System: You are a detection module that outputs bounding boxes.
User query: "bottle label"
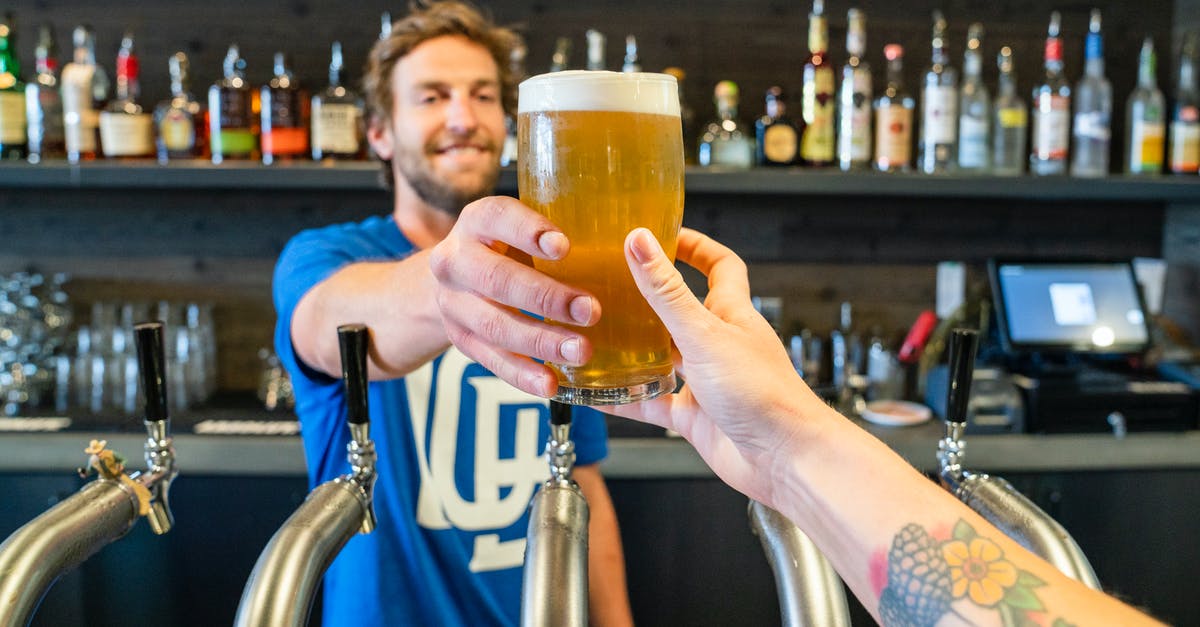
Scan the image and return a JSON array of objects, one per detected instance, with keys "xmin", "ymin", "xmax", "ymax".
[
  {"xmin": 160, "ymin": 109, "xmax": 196, "ymax": 152},
  {"xmin": 838, "ymin": 68, "xmax": 872, "ymax": 163},
  {"xmin": 801, "ymin": 66, "xmax": 835, "ymax": 162},
  {"xmin": 921, "ymin": 85, "xmax": 957, "ymax": 144},
  {"xmin": 1073, "ymin": 110, "xmax": 1111, "ymax": 141},
  {"xmin": 1170, "ymin": 118, "xmax": 1200, "ymax": 172},
  {"xmin": 1130, "ymin": 119, "xmax": 1166, "ymax": 172},
  {"xmin": 98, "ymin": 111, "xmax": 155, "ymax": 156},
  {"xmin": 957, "ymin": 114, "xmax": 988, "ymax": 168},
  {"xmin": 263, "ymin": 126, "xmax": 309, "ymax": 156},
  {"xmin": 997, "ymin": 106, "xmax": 1027, "ymax": 129},
  {"xmin": 61, "ymin": 64, "xmax": 98, "ymax": 154},
  {"xmin": 215, "ymin": 129, "xmax": 257, "ymax": 156},
  {"xmin": 312, "ymin": 103, "xmax": 362, "ymax": 154},
  {"xmin": 1033, "ymin": 94, "xmax": 1069, "ymax": 160},
  {"xmin": 874, "ymin": 105, "xmax": 912, "ymax": 168},
  {"xmin": 762, "ymin": 123, "xmax": 798, "ymax": 163},
  {"xmin": 0, "ymin": 92, "xmax": 26, "ymax": 144},
  {"xmin": 711, "ymin": 136, "xmax": 753, "ymax": 168}
]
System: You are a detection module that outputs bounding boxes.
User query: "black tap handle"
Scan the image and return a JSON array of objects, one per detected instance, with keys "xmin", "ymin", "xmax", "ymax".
[
  {"xmin": 945, "ymin": 328, "xmax": 980, "ymax": 427},
  {"xmin": 338, "ymin": 324, "xmax": 370, "ymax": 425},
  {"xmin": 549, "ymin": 400, "xmax": 572, "ymax": 426},
  {"xmin": 134, "ymin": 321, "xmax": 169, "ymax": 423}
]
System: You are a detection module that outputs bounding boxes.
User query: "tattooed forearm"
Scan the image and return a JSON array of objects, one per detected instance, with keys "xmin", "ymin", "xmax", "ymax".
[{"xmin": 877, "ymin": 519, "xmax": 1075, "ymax": 627}]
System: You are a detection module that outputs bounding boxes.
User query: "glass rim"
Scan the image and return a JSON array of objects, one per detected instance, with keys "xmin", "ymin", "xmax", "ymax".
[{"xmin": 517, "ymin": 70, "xmax": 680, "ymax": 116}]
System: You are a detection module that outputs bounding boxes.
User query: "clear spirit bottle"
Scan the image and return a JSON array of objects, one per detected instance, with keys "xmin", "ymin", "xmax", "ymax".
[
  {"xmin": 311, "ymin": 42, "xmax": 363, "ymax": 162},
  {"xmin": 61, "ymin": 25, "xmax": 109, "ymax": 163},
  {"xmin": 756, "ymin": 86, "xmax": 800, "ymax": 166},
  {"xmin": 801, "ymin": 0, "xmax": 835, "ymax": 167},
  {"xmin": 919, "ymin": 11, "xmax": 957, "ymax": 174},
  {"xmin": 1030, "ymin": 12, "xmax": 1070, "ymax": 175},
  {"xmin": 698, "ymin": 80, "xmax": 753, "ymax": 168},
  {"xmin": 154, "ymin": 52, "xmax": 204, "ymax": 162},
  {"xmin": 992, "ymin": 46, "xmax": 1027, "ymax": 175},
  {"xmin": 957, "ymin": 22, "xmax": 990, "ymax": 173},
  {"xmin": 99, "ymin": 33, "xmax": 154, "ymax": 159},
  {"xmin": 873, "ymin": 44, "xmax": 914, "ymax": 172},
  {"xmin": 25, "ymin": 23, "xmax": 64, "ymax": 163},
  {"xmin": 1070, "ymin": 9, "xmax": 1112, "ymax": 178},
  {"xmin": 586, "ymin": 29, "xmax": 605, "ymax": 71},
  {"xmin": 0, "ymin": 14, "xmax": 27, "ymax": 160},
  {"xmin": 261, "ymin": 52, "xmax": 308, "ymax": 165},
  {"xmin": 208, "ymin": 44, "xmax": 256, "ymax": 163},
  {"xmin": 622, "ymin": 35, "xmax": 640, "ymax": 73},
  {"xmin": 837, "ymin": 8, "xmax": 871, "ymax": 171},
  {"xmin": 1169, "ymin": 35, "xmax": 1199, "ymax": 174},
  {"xmin": 1125, "ymin": 37, "xmax": 1166, "ymax": 174}
]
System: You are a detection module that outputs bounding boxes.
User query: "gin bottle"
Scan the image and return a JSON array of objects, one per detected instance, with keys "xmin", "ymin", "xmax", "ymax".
[
  {"xmin": 1125, "ymin": 37, "xmax": 1166, "ymax": 174},
  {"xmin": 992, "ymin": 47, "xmax": 1027, "ymax": 175},
  {"xmin": 1030, "ymin": 12, "xmax": 1070, "ymax": 175},
  {"xmin": 1070, "ymin": 9, "xmax": 1112, "ymax": 178},
  {"xmin": 957, "ymin": 23, "xmax": 990, "ymax": 172},
  {"xmin": 919, "ymin": 11, "xmax": 957, "ymax": 174}
]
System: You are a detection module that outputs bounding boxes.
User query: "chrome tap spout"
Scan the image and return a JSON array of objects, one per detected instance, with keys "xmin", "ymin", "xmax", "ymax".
[
  {"xmin": 520, "ymin": 482, "xmax": 589, "ymax": 627},
  {"xmin": 749, "ymin": 501, "xmax": 851, "ymax": 627}
]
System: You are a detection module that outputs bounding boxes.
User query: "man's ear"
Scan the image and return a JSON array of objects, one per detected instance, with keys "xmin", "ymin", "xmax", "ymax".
[{"xmin": 367, "ymin": 116, "xmax": 395, "ymax": 160}]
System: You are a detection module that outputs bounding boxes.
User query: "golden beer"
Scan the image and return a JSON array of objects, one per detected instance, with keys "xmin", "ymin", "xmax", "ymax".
[{"xmin": 517, "ymin": 71, "xmax": 684, "ymax": 404}]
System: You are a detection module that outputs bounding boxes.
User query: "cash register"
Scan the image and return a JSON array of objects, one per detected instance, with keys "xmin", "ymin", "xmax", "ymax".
[{"xmin": 988, "ymin": 259, "xmax": 1198, "ymax": 433}]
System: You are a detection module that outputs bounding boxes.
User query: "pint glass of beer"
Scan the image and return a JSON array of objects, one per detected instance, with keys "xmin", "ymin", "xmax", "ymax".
[{"xmin": 518, "ymin": 71, "xmax": 684, "ymax": 405}]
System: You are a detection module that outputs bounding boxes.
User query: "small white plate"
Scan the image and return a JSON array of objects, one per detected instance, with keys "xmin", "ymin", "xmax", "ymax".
[{"xmin": 861, "ymin": 400, "xmax": 933, "ymax": 427}]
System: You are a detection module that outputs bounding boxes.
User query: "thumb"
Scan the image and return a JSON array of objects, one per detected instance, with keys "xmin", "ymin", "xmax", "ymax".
[{"xmin": 625, "ymin": 228, "xmax": 712, "ymax": 345}]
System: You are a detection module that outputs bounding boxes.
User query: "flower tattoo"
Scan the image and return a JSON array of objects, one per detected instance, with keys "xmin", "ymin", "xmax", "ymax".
[{"xmin": 943, "ymin": 536, "xmax": 1019, "ymax": 605}]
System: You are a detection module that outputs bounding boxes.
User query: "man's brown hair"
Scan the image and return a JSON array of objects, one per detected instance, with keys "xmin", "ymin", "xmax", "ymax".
[{"xmin": 363, "ymin": 1, "xmax": 523, "ymax": 187}]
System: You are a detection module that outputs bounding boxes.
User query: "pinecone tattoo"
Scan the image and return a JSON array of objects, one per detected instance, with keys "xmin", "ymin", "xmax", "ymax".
[{"xmin": 878, "ymin": 524, "xmax": 952, "ymax": 627}]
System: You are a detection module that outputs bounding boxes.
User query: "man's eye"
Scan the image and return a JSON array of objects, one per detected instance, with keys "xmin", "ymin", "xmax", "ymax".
[
  {"xmin": 476, "ymin": 92, "xmax": 498, "ymax": 103},
  {"xmin": 418, "ymin": 93, "xmax": 440, "ymax": 105}
]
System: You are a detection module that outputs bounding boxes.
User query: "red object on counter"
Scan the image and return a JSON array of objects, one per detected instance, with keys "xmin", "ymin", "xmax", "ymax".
[{"xmin": 898, "ymin": 310, "xmax": 938, "ymax": 364}]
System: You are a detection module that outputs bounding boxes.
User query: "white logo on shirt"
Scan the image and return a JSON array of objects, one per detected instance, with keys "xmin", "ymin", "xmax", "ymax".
[{"xmin": 406, "ymin": 348, "xmax": 549, "ymax": 572}]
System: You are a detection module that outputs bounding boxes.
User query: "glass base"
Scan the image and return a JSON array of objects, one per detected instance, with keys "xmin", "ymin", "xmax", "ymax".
[{"xmin": 551, "ymin": 372, "xmax": 675, "ymax": 406}]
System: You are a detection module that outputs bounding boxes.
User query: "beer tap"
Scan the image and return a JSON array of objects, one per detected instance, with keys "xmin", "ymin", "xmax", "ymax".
[
  {"xmin": 936, "ymin": 329, "xmax": 1101, "ymax": 589},
  {"xmin": 235, "ymin": 324, "xmax": 378, "ymax": 627},
  {"xmin": 749, "ymin": 502, "xmax": 851, "ymax": 627},
  {"xmin": 0, "ymin": 321, "xmax": 178, "ymax": 626},
  {"xmin": 520, "ymin": 400, "xmax": 589, "ymax": 627}
]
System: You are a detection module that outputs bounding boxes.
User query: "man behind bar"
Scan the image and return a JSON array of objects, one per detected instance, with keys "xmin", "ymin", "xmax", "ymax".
[{"xmin": 271, "ymin": 2, "xmax": 632, "ymax": 625}]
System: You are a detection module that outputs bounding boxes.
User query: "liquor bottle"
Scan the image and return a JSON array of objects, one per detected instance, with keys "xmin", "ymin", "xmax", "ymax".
[
  {"xmin": 919, "ymin": 10, "xmax": 957, "ymax": 174},
  {"xmin": 957, "ymin": 23, "xmax": 990, "ymax": 173},
  {"xmin": 208, "ymin": 45, "xmax": 255, "ymax": 164},
  {"xmin": 25, "ymin": 23, "xmax": 65, "ymax": 163},
  {"xmin": 261, "ymin": 53, "xmax": 308, "ymax": 165},
  {"xmin": 586, "ymin": 29, "xmax": 605, "ymax": 71},
  {"xmin": 1169, "ymin": 35, "xmax": 1200, "ymax": 174},
  {"xmin": 499, "ymin": 42, "xmax": 525, "ymax": 167},
  {"xmin": 0, "ymin": 14, "xmax": 27, "ymax": 160},
  {"xmin": 663, "ymin": 66, "xmax": 696, "ymax": 163},
  {"xmin": 755, "ymin": 86, "xmax": 800, "ymax": 166},
  {"xmin": 800, "ymin": 0, "xmax": 835, "ymax": 166},
  {"xmin": 1070, "ymin": 10, "xmax": 1112, "ymax": 178},
  {"xmin": 154, "ymin": 52, "xmax": 204, "ymax": 162},
  {"xmin": 622, "ymin": 35, "xmax": 640, "ymax": 73},
  {"xmin": 698, "ymin": 80, "xmax": 753, "ymax": 168},
  {"xmin": 830, "ymin": 301, "xmax": 864, "ymax": 395},
  {"xmin": 380, "ymin": 11, "xmax": 392, "ymax": 40},
  {"xmin": 992, "ymin": 46, "xmax": 1027, "ymax": 175},
  {"xmin": 837, "ymin": 8, "xmax": 871, "ymax": 171},
  {"xmin": 1125, "ymin": 37, "xmax": 1166, "ymax": 175},
  {"xmin": 311, "ymin": 42, "xmax": 363, "ymax": 162},
  {"xmin": 549, "ymin": 37, "xmax": 571, "ymax": 72},
  {"xmin": 99, "ymin": 33, "xmax": 154, "ymax": 160},
  {"xmin": 873, "ymin": 44, "xmax": 914, "ymax": 172},
  {"xmin": 61, "ymin": 25, "xmax": 108, "ymax": 163},
  {"xmin": 1030, "ymin": 12, "xmax": 1071, "ymax": 176}
]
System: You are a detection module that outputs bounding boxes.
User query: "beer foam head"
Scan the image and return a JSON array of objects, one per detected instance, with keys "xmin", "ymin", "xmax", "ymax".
[{"xmin": 519, "ymin": 70, "xmax": 680, "ymax": 117}]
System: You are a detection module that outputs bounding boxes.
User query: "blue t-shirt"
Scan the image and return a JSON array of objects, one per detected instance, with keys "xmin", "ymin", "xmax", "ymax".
[{"xmin": 273, "ymin": 215, "xmax": 609, "ymax": 627}]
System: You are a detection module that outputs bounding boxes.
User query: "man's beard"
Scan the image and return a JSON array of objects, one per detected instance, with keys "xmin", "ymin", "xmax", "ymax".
[{"xmin": 395, "ymin": 136, "xmax": 500, "ymax": 217}]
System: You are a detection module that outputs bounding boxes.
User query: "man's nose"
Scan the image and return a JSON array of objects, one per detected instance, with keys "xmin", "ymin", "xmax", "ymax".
[{"xmin": 444, "ymin": 94, "xmax": 480, "ymax": 134}]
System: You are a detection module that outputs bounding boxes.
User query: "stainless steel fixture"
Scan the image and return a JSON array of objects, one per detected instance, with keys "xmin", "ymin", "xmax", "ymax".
[{"xmin": 749, "ymin": 501, "xmax": 852, "ymax": 627}]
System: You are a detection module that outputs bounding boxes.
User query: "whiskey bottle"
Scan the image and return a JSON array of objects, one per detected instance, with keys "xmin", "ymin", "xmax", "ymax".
[
  {"xmin": 261, "ymin": 52, "xmax": 308, "ymax": 165},
  {"xmin": 698, "ymin": 80, "xmax": 753, "ymax": 168},
  {"xmin": 1169, "ymin": 35, "xmax": 1199, "ymax": 174},
  {"xmin": 1030, "ymin": 12, "xmax": 1071, "ymax": 176},
  {"xmin": 208, "ymin": 45, "xmax": 256, "ymax": 163},
  {"xmin": 800, "ymin": 0, "xmax": 835, "ymax": 166},
  {"xmin": 311, "ymin": 42, "xmax": 363, "ymax": 161},
  {"xmin": 1125, "ymin": 37, "xmax": 1166, "ymax": 174},
  {"xmin": 25, "ymin": 23, "xmax": 65, "ymax": 163},
  {"xmin": 756, "ymin": 86, "xmax": 800, "ymax": 166},
  {"xmin": 0, "ymin": 14, "xmax": 27, "ymax": 160},
  {"xmin": 873, "ymin": 44, "xmax": 914, "ymax": 172},
  {"xmin": 919, "ymin": 10, "xmax": 957, "ymax": 174},
  {"xmin": 99, "ymin": 32, "xmax": 154, "ymax": 160},
  {"xmin": 154, "ymin": 52, "xmax": 204, "ymax": 162},
  {"xmin": 1070, "ymin": 10, "xmax": 1112, "ymax": 178},
  {"xmin": 837, "ymin": 8, "xmax": 871, "ymax": 171},
  {"xmin": 61, "ymin": 24, "xmax": 108, "ymax": 163},
  {"xmin": 992, "ymin": 47, "xmax": 1027, "ymax": 175},
  {"xmin": 956, "ymin": 23, "xmax": 990, "ymax": 173}
]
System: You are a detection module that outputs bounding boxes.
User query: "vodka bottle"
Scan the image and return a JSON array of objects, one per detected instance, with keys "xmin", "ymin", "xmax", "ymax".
[
  {"xmin": 957, "ymin": 23, "xmax": 990, "ymax": 172},
  {"xmin": 837, "ymin": 8, "xmax": 871, "ymax": 170},
  {"xmin": 919, "ymin": 11, "xmax": 957, "ymax": 174},
  {"xmin": 1070, "ymin": 9, "xmax": 1112, "ymax": 177},
  {"xmin": 1030, "ymin": 12, "xmax": 1070, "ymax": 175},
  {"xmin": 992, "ymin": 47, "xmax": 1026, "ymax": 175},
  {"xmin": 1125, "ymin": 37, "xmax": 1166, "ymax": 174}
]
